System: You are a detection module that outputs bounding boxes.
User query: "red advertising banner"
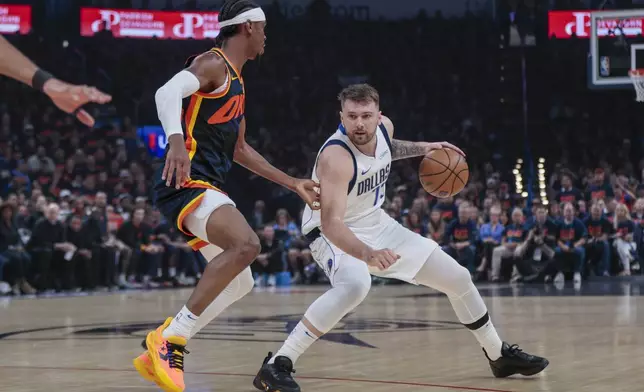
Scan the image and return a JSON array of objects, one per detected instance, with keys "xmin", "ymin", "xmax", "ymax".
[
  {"xmin": 80, "ymin": 8, "xmax": 220, "ymax": 40},
  {"xmin": 0, "ymin": 5, "xmax": 31, "ymax": 35},
  {"xmin": 548, "ymin": 10, "xmax": 644, "ymax": 39}
]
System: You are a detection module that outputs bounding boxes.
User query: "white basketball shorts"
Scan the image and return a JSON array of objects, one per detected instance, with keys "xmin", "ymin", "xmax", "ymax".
[
  {"xmin": 308, "ymin": 209, "xmax": 439, "ymax": 284},
  {"xmin": 183, "ymin": 189, "xmax": 235, "ymax": 262}
]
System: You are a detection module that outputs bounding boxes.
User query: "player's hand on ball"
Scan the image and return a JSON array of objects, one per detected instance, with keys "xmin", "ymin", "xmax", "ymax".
[
  {"xmin": 162, "ymin": 134, "xmax": 191, "ymax": 189},
  {"xmin": 365, "ymin": 248, "xmax": 400, "ymax": 270},
  {"xmin": 294, "ymin": 178, "xmax": 321, "ymax": 210},
  {"xmin": 425, "ymin": 141, "xmax": 466, "ymax": 157}
]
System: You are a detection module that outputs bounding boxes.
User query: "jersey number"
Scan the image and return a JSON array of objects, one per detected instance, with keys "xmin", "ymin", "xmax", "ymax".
[{"xmin": 373, "ymin": 184, "xmax": 385, "ymax": 206}]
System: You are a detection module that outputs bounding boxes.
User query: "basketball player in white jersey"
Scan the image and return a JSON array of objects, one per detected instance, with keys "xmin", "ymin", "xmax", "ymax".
[{"xmin": 253, "ymin": 84, "xmax": 548, "ymax": 392}]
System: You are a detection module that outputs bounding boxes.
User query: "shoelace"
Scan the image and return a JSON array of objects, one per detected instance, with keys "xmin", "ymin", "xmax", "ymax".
[
  {"xmin": 166, "ymin": 342, "xmax": 190, "ymax": 371},
  {"xmin": 506, "ymin": 344, "xmax": 531, "ymax": 359}
]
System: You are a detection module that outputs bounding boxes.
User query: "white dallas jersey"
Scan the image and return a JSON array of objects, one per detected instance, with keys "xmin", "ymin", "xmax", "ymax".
[{"xmin": 302, "ymin": 123, "xmax": 392, "ymax": 237}]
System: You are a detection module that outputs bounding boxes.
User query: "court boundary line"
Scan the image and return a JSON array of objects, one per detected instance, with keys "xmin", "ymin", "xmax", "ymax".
[{"xmin": 0, "ymin": 365, "xmax": 517, "ymax": 392}]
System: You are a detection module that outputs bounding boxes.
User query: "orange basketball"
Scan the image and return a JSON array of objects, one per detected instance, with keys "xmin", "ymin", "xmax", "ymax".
[{"xmin": 419, "ymin": 148, "xmax": 469, "ymax": 198}]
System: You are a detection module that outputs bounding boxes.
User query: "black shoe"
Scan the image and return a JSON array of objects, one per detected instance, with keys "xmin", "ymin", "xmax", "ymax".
[
  {"xmin": 484, "ymin": 342, "xmax": 549, "ymax": 378},
  {"xmin": 253, "ymin": 352, "xmax": 300, "ymax": 392}
]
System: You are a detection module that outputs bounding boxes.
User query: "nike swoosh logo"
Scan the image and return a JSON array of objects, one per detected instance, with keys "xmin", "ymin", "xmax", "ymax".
[
  {"xmin": 361, "ymin": 167, "xmax": 371, "ymax": 175},
  {"xmin": 187, "ymin": 314, "xmax": 197, "ymax": 320}
]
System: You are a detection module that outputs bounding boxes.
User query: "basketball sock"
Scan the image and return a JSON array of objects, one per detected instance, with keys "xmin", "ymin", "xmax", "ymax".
[
  {"xmin": 190, "ymin": 267, "xmax": 254, "ymax": 338},
  {"xmin": 414, "ymin": 248, "xmax": 503, "ymax": 360},
  {"xmin": 467, "ymin": 315, "xmax": 503, "ymax": 361},
  {"xmin": 162, "ymin": 305, "xmax": 198, "ymax": 340},
  {"xmin": 269, "ymin": 321, "xmax": 318, "ymax": 365}
]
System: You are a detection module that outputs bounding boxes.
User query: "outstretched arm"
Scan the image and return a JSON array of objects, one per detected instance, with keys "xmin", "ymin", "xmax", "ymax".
[
  {"xmin": 380, "ymin": 116, "xmax": 465, "ymax": 161},
  {"xmin": 0, "ymin": 35, "xmax": 38, "ymax": 86},
  {"xmin": 0, "ymin": 36, "xmax": 111, "ymax": 126},
  {"xmin": 317, "ymin": 146, "xmax": 399, "ymax": 269},
  {"xmin": 234, "ymin": 118, "xmax": 320, "ymax": 209}
]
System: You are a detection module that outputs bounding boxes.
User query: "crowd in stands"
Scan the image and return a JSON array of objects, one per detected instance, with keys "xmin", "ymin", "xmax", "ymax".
[{"xmin": 0, "ymin": 0, "xmax": 642, "ymax": 296}]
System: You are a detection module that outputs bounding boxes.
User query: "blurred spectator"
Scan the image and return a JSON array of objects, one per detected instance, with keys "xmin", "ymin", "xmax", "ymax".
[
  {"xmin": 551, "ymin": 203, "xmax": 587, "ymax": 286},
  {"xmin": 522, "ymin": 204, "xmax": 557, "ymax": 280},
  {"xmin": 444, "ymin": 204, "xmax": 476, "ymax": 272},
  {"xmin": 426, "ymin": 209, "xmax": 446, "ymax": 245},
  {"xmin": 65, "ymin": 215, "xmax": 96, "ymax": 290},
  {"xmin": 0, "ymin": 202, "xmax": 35, "ymax": 295},
  {"xmin": 476, "ymin": 205, "xmax": 504, "ymax": 280},
  {"xmin": 613, "ymin": 203, "xmax": 637, "ymax": 276},
  {"xmin": 253, "ymin": 225, "xmax": 285, "ymax": 287},
  {"xmin": 116, "ymin": 207, "xmax": 163, "ymax": 288},
  {"xmin": 584, "ymin": 203, "xmax": 612, "ymax": 277},
  {"xmin": 490, "ymin": 208, "xmax": 528, "ymax": 282},
  {"xmin": 555, "ymin": 172, "xmax": 583, "ymax": 204},
  {"xmin": 27, "ymin": 203, "xmax": 76, "ymax": 292}
]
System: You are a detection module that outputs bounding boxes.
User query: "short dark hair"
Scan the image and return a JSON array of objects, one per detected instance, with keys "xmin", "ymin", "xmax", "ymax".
[
  {"xmin": 214, "ymin": 0, "xmax": 260, "ymax": 47},
  {"xmin": 338, "ymin": 84, "xmax": 380, "ymax": 108}
]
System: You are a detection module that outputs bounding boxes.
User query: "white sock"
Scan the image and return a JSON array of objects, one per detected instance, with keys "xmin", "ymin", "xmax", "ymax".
[
  {"xmin": 472, "ymin": 318, "xmax": 503, "ymax": 360},
  {"xmin": 162, "ymin": 305, "xmax": 198, "ymax": 339},
  {"xmin": 269, "ymin": 321, "xmax": 318, "ymax": 365},
  {"xmin": 169, "ymin": 267, "xmax": 176, "ymax": 277},
  {"xmin": 190, "ymin": 269, "xmax": 254, "ymax": 338},
  {"xmin": 157, "ymin": 267, "xmax": 163, "ymax": 277}
]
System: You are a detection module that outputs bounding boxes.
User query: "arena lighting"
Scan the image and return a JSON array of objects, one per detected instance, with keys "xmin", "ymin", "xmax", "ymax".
[
  {"xmin": 539, "ymin": 157, "xmax": 549, "ymax": 205},
  {"xmin": 517, "ymin": 159, "xmax": 523, "ymax": 164},
  {"xmin": 521, "ymin": 192, "xmax": 528, "ymax": 198},
  {"xmin": 512, "ymin": 169, "xmax": 519, "ymax": 175}
]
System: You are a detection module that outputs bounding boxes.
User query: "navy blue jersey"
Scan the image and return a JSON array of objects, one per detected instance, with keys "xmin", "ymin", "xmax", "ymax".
[
  {"xmin": 154, "ymin": 48, "xmax": 245, "ymax": 250},
  {"xmin": 178, "ymin": 47, "xmax": 245, "ymax": 189}
]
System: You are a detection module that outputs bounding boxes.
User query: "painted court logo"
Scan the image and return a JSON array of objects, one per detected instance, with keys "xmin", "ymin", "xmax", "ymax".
[{"xmin": 0, "ymin": 314, "xmax": 461, "ymax": 348}]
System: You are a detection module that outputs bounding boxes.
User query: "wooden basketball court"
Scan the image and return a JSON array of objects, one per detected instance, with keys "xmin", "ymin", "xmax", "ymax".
[{"xmin": 1, "ymin": 281, "xmax": 643, "ymax": 392}]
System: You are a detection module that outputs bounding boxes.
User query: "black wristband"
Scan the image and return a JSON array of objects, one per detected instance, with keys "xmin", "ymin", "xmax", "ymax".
[{"xmin": 32, "ymin": 69, "xmax": 54, "ymax": 92}]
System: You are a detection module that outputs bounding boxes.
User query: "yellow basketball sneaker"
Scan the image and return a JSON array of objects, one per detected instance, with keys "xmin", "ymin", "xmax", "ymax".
[
  {"xmin": 146, "ymin": 317, "xmax": 190, "ymax": 392},
  {"xmin": 133, "ymin": 351, "xmax": 160, "ymax": 386}
]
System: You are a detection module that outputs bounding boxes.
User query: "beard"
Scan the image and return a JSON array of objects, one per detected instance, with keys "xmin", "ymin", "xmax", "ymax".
[{"xmin": 347, "ymin": 129, "xmax": 377, "ymax": 146}]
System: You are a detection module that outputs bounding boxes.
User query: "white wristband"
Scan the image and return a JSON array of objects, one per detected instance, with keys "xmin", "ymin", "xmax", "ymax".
[{"xmin": 155, "ymin": 70, "xmax": 201, "ymax": 138}]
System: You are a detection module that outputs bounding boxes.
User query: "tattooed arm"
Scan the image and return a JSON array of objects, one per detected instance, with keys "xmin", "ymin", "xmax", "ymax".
[{"xmin": 380, "ymin": 116, "xmax": 465, "ymax": 161}]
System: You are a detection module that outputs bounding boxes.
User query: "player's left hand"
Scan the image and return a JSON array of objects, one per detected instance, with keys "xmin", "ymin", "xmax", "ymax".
[
  {"xmin": 294, "ymin": 179, "xmax": 321, "ymax": 210},
  {"xmin": 424, "ymin": 141, "xmax": 466, "ymax": 157},
  {"xmin": 43, "ymin": 79, "xmax": 112, "ymax": 127}
]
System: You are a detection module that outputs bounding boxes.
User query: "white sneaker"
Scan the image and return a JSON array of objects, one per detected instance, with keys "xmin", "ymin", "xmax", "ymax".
[
  {"xmin": 573, "ymin": 272, "xmax": 582, "ymax": 285},
  {"xmin": 553, "ymin": 272, "xmax": 565, "ymax": 285},
  {"xmin": 267, "ymin": 274, "xmax": 277, "ymax": 287},
  {"xmin": 0, "ymin": 281, "xmax": 11, "ymax": 295}
]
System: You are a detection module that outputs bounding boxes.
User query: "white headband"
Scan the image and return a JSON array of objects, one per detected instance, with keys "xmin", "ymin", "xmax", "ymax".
[{"xmin": 218, "ymin": 7, "xmax": 266, "ymax": 28}]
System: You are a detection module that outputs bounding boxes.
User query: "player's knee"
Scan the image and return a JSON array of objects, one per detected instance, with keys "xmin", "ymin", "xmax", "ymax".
[
  {"xmin": 341, "ymin": 274, "xmax": 372, "ymax": 303},
  {"xmin": 450, "ymin": 264, "xmax": 474, "ymax": 292},
  {"xmin": 234, "ymin": 233, "xmax": 262, "ymax": 264}
]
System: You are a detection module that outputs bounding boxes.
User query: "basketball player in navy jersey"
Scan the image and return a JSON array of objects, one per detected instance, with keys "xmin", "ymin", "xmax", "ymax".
[
  {"xmin": 253, "ymin": 84, "xmax": 548, "ymax": 392},
  {"xmin": 0, "ymin": 35, "xmax": 111, "ymax": 126},
  {"xmin": 132, "ymin": 1, "xmax": 319, "ymax": 391}
]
